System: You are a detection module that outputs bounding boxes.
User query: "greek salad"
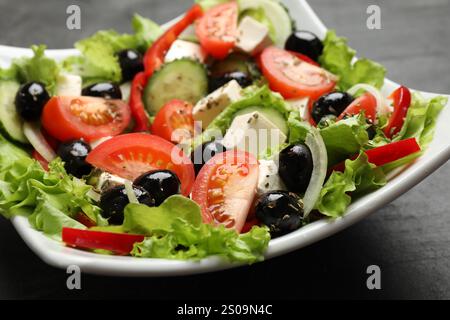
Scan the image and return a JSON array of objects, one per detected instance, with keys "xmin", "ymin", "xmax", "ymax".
[{"xmin": 0, "ymin": 0, "xmax": 447, "ymax": 264}]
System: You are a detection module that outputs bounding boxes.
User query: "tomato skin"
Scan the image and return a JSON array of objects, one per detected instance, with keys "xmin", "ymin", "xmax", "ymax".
[
  {"xmin": 42, "ymin": 96, "xmax": 131, "ymax": 142},
  {"xmin": 86, "ymin": 133, "xmax": 195, "ymax": 196},
  {"xmin": 338, "ymin": 93, "xmax": 377, "ymax": 123},
  {"xmin": 151, "ymin": 99, "xmax": 195, "ymax": 144},
  {"xmin": 260, "ymin": 46, "xmax": 336, "ymax": 100},
  {"xmin": 191, "ymin": 150, "xmax": 259, "ymax": 233},
  {"xmin": 62, "ymin": 228, "xmax": 144, "ymax": 255},
  {"xmin": 196, "ymin": 2, "xmax": 238, "ymax": 59},
  {"xmin": 288, "ymin": 51, "xmax": 320, "ymax": 67},
  {"xmin": 384, "ymin": 86, "xmax": 412, "ymax": 138}
]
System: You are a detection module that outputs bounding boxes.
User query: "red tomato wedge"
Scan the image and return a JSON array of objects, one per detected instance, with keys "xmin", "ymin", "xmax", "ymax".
[
  {"xmin": 62, "ymin": 228, "xmax": 144, "ymax": 255},
  {"xmin": 330, "ymin": 138, "xmax": 421, "ymax": 172},
  {"xmin": 384, "ymin": 86, "xmax": 412, "ymax": 138},
  {"xmin": 196, "ymin": 2, "xmax": 238, "ymax": 59},
  {"xmin": 42, "ymin": 96, "xmax": 131, "ymax": 142},
  {"xmin": 338, "ymin": 92, "xmax": 377, "ymax": 123},
  {"xmin": 151, "ymin": 99, "xmax": 195, "ymax": 144},
  {"xmin": 191, "ymin": 150, "xmax": 259, "ymax": 233},
  {"xmin": 260, "ymin": 46, "xmax": 337, "ymax": 100},
  {"xmin": 288, "ymin": 51, "xmax": 320, "ymax": 67},
  {"xmin": 86, "ymin": 133, "xmax": 195, "ymax": 195}
]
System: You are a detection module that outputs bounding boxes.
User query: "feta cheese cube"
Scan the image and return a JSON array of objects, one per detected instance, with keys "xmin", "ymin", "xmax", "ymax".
[
  {"xmin": 164, "ymin": 40, "xmax": 206, "ymax": 63},
  {"xmin": 193, "ymin": 80, "xmax": 243, "ymax": 129},
  {"xmin": 56, "ymin": 73, "xmax": 82, "ymax": 96},
  {"xmin": 222, "ymin": 111, "xmax": 287, "ymax": 157},
  {"xmin": 236, "ymin": 16, "xmax": 273, "ymax": 55},
  {"xmin": 257, "ymin": 159, "xmax": 286, "ymax": 195},
  {"xmin": 287, "ymin": 97, "xmax": 310, "ymax": 120},
  {"xmin": 97, "ymin": 172, "xmax": 126, "ymax": 192}
]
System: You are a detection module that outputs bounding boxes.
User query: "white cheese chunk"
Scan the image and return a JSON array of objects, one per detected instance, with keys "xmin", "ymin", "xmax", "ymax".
[
  {"xmin": 97, "ymin": 172, "xmax": 127, "ymax": 192},
  {"xmin": 56, "ymin": 73, "xmax": 82, "ymax": 96},
  {"xmin": 287, "ymin": 97, "xmax": 310, "ymax": 120},
  {"xmin": 164, "ymin": 39, "xmax": 206, "ymax": 63},
  {"xmin": 236, "ymin": 16, "xmax": 273, "ymax": 55},
  {"xmin": 193, "ymin": 80, "xmax": 243, "ymax": 129},
  {"xmin": 257, "ymin": 159, "xmax": 286, "ymax": 195},
  {"xmin": 120, "ymin": 82, "xmax": 131, "ymax": 102},
  {"xmin": 222, "ymin": 111, "xmax": 287, "ymax": 157}
]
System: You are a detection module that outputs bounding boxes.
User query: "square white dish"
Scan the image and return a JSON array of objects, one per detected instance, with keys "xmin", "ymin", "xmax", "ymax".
[{"xmin": 0, "ymin": 0, "xmax": 448, "ymax": 277}]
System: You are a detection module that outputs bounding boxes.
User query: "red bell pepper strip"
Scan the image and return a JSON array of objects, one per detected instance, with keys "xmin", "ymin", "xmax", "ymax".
[
  {"xmin": 62, "ymin": 227, "xmax": 145, "ymax": 255},
  {"xmin": 32, "ymin": 150, "xmax": 49, "ymax": 171},
  {"xmin": 75, "ymin": 212, "xmax": 97, "ymax": 228},
  {"xmin": 143, "ymin": 4, "xmax": 204, "ymax": 77},
  {"xmin": 130, "ymin": 4, "xmax": 203, "ymax": 132},
  {"xmin": 384, "ymin": 86, "xmax": 412, "ymax": 139},
  {"xmin": 129, "ymin": 71, "xmax": 151, "ymax": 132},
  {"xmin": 330, "ymin": 138, "xmax": 421, "ymax": 172}
]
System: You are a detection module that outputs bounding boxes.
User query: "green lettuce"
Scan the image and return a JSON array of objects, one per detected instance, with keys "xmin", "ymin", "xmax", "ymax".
[
  {"xmin": 316, "ymin": 152, "xmax": 386, "ymax": 217},
  {"xmin": 7, "ymin": 45, "xmax": 60, "ymax": 94},
  {"xmin": 123, "ymin": 195, "xmax": 270, "ymax": 264},
  {"xmin": 195, "ymin": 0, "xmax": 229, "ymax": 10},
  {"xmin": 393, "ymin": 92, "xmax": 447, "ymax": 149},
  {"xmin": 319, "ymin": 113, "xmax": 369, "ymax": 166},
  {"xmin": 0, "ymin": 151, "xmax": 106, "ymax": 238},
  {"xmin": 319, "ymin": 30, "xmax": 386, "ymax": 91},
  {"xmin": 63, "ymin": 15, "xmax": 161, "ymax": 84},
  {"xmin": 287, "ymin": 110, "xmax": 311, "ymax": 144}
]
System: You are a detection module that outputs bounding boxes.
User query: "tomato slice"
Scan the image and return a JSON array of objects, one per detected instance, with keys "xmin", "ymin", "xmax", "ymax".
[
  {"xmin": 288, "ymin": 51, "xmax": 320, "ymax": 67},
  {"xmin": 260, "ymin": 46, "xmax": 337, "ymax": 100},
  {"xmin": 86, "ymin": 133, "xmax": 195, "ymax": 195},
  {"xmin": 338, "ymin": 92, "xmax": 377, "ymax": 123},
  {"xmin": 151, "ymin": 99, "xmax": 195, "ymax": 144},
  {"xmin": 62, "ymin": 228, "xmax": 144, "ymax": 255},
  {"xmin": 191, "ymin": 150, "xmax": 259, "ymax": 233},
  {"xmin": 42, "ymin": 96, "xmax": 131, "ymax": 142},
  {"xmin": 196, "ymin": 2, "xmax": 238, "ymax": 59},
  {"xmin": 384, "ymin": 86, "xmax": 412, "ymax": 139}
]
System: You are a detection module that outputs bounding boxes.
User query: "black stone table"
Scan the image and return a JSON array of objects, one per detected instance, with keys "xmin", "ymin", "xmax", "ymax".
[{"xmin": 0, "ymin": 0, "xmax": 448, "ymax": 299}]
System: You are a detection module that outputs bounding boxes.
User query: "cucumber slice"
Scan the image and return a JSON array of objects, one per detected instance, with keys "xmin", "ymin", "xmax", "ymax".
[
  {"xmin": 238, "ymin": 0, "xmax": 293, "ymax": 46},
  {"xmin": 143, "ymin": 59, "xmax": 208, "ymax": 115},
  {"xmin": 0, "ymin": 81, "xmax": 28, "ymax": 144},
  {"xmin": 234, "ymin": 106, "xmax": 289, "ymax": 136}
]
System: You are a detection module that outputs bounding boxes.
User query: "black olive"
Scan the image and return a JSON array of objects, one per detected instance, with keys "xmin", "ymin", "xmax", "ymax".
[
  {"xmin": 279, "ymin": 144, "xmax": 314, "ymax": 194},
  {"xmin": 117, "ymin": 49, "xmax": 144, "ymax": 82},
  {"xmin": 15, "ymin": 82, "xmax": 50, "ymax": 121},
  {"xmin": 285, "ymin": 30, "xmax": 323, "ymax": 62},
  {"xmin": 311, "ymin": 92, "xmax": 354, "ymax": 123},
  {"xmin": 100, "ymin": 185, "xmax": 155, "ymax": 225},
  {"xmin": 367, "ymin": 124, "xmax": 377, "ymax": 140},
  {"xmin": 82, "ymin": 82, "xmax": 122, "ymax": 100},
  {"xmin": 255, "ymin": 191, "xmax": 304, "ymax": 237},
  {"xmin": 209, "ymin": 71, "xmax": 253, "ymax": 92},
  {"xmin": 57, "ymin": 140, "xmax": 93, "ymax": 178},
  {"xmin": 190, "ymin": 141, "xmax": 227, "ymax": 175},
  {"xmin": 134, "ymin": 170, "xmax": 181, "ymax": 206}
]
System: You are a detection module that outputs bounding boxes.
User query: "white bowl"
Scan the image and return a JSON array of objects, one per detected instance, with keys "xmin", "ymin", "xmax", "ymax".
[{"xmin": 2, "ymin": 0, "xmax": 449, "ymax": 277}]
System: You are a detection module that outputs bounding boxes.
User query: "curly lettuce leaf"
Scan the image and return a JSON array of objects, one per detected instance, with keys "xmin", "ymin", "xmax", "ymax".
[
  {"xmin": 319, "ymin": 30, "xmax": 386, "ymax": 91},
  {"xmin": 195, "ymin": 0, "xmax": 230, "ymax": 10},
  {"xmin": 319, "ymin": 113, "xmax": 369, "ymax": 166},
  {"xmin": 316, "ymin": 152, "xmax": 386, "ymax": 217},
  {"xmin": 0, "ymin": 153, "xmax": 106, "ymax": 237},
  {"xmin": 393, "ymin": 93, "xmax": 447, "ymax": 149},
  {"xmin": 63, "ymin": 15, "xmax": 161, "ymax": 84},
  {"xmin": 12, "ymin": 45, "xmax": 59, "ymax": 94},
  {"xmin": 123, "ymin": 195, "xmax": 270, "ymax": 264}
]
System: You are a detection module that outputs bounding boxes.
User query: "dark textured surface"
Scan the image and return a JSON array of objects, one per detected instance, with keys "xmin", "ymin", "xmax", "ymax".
[{"xmin": 0, "ymin": 0, "xmax": 449, "ymax": 300}]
